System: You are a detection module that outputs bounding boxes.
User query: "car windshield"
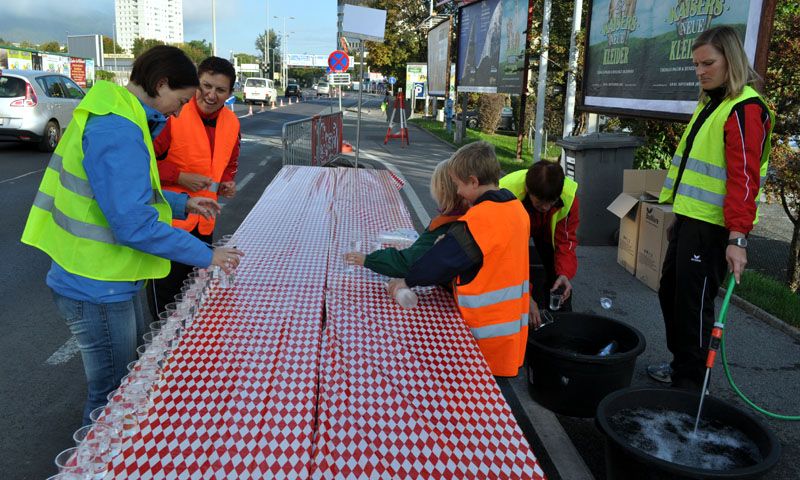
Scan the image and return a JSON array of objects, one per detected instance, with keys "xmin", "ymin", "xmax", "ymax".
[
  {"xmin": 247, "ymin": 79, "xmax": 266, "ymax": 88},
  {"xmin": 0, "ymin": 76, "xmax": 26, "ymax": 97}
]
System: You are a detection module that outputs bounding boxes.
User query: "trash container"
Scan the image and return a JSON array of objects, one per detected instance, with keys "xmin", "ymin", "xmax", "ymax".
[
  {"xmin": 499, "ymin": 107, "xmax": 514, "ymax": 130},
  {"xmin": 556, "ymin": 133, "xmax": 644, "ymax": 246}
]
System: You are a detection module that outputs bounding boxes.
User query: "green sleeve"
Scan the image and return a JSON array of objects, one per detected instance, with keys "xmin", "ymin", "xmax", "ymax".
[{"xmin": 363, "ymin": 226, "xmax": 447, "ymax": 278}]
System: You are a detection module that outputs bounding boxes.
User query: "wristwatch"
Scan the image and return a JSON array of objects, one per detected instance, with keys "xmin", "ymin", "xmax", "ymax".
[{"xmin": 728, "ymin": 237, "xmax": 748, "ymax": 248}]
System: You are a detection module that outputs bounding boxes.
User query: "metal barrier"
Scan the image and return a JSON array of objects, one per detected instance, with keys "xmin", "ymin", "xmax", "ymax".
[{"xmin": 282, "ymin": 111, "xmax": 343, "ymax": 166}]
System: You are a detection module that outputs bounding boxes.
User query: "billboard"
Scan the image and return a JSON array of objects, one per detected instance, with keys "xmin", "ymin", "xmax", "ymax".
[
  {"xmin": 457, "ymin": 0, "xmax": 528, "ymax": 93},
  {"xmin": 42, "ymin": 54, "xmax": 70, "ymax": 76},
  {"xmin": 427, "ymin": 19, "xmax": 451, "ymax": 96},
  {"xmin": 70, "ymin": 58, "xmax": 87, "ymax": 88},
  {"xmin": 8, "ymin": 49, "xmax": 33, "ymax": 70},
  {"xmin": 405, "ymin": 63, "xmax": 428, "ymax": 99},
  {"xmin": 583, "ymin": 0, "xmax": 769, "ymax": 117}
]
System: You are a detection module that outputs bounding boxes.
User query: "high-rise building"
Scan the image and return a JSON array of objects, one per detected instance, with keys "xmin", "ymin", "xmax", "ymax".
[{"xmin": 115, "ymin": 0, "xmax": 184, "ymax": 52}]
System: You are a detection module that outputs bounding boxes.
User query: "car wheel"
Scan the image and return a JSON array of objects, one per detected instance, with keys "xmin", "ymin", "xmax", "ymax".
[
  {"xmin": 467, "ymin": 118, "xmax": 478, "ymax": 129},
  {"xmin": 39, "ymin": 120, "xmax": 60, "ymax": 152}
]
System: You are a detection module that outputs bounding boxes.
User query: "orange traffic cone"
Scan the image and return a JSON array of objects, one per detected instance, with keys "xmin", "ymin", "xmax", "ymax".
[
  {"xmin": 259, "ymin": 102, "xmax": 265, "ymax": 113},
  {"xmin": 342, "ymin": 141, "xmax": 353, "ymax": 153},
  {"xmin": 280, "ymin": 98, "xmax": 284, "ymax": 107},
  {"xmin": 271, "ymin": 98, "xmax": 276, "ymax": 109},
  {"xmin": 247, "ymin": 104, "xmax": 253, "ymax": 116}
]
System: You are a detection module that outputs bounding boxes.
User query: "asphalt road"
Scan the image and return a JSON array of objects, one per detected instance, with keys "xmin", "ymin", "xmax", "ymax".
[{"xmin": 0, "ymin": 95, "xmax": 356, "ymax": 479}]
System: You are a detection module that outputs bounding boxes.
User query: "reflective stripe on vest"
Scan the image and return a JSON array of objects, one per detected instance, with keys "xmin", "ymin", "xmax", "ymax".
[
  {"xmin": 21, "ymin": 80, "xmax": 172, "ymax": 281},
  {"xmin": 458, "ymin": 280, "xmax": 530, "ymax": 309},
  {"xmin": 471, "ymin": 313, "xmax": 530, "ymax": 340},
  {"xmin": 659, "ymin": 86, "xmax": 774, "ymax": 227}
]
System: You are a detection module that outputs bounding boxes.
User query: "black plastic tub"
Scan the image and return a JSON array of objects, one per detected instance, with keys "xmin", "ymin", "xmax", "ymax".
[
  {"xmin": 596, "ymin": 387, "xmax": 781, "ymax": 479},
  {"xmin": 526, "ymin": 312, "xmax": 645, "ymax": 417}
]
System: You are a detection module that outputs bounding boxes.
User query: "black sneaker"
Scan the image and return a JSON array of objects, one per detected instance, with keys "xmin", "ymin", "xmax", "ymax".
[{"xmin": 646, "ymin": 362, "xmax": 673, "ymax": 384}]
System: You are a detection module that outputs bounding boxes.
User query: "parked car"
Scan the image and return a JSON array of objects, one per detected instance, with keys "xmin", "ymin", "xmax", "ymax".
[
  {"xmin": 316, "ymin": 81, "xmax": 331, "ymax": 97},
  {"xmin": 455, "ymin": 110, "xmax": 479, "ymax": 129},
  {"xmin": 243, "ymin": 77, "xmax": 276, "ymax": 104},
  {"xmin": 0, "ymin": 69, "xmax": 85, "ymax": 152},
  {"xmin": 285, "ymin": 84, "xmax": 302, "ymax": 99}
]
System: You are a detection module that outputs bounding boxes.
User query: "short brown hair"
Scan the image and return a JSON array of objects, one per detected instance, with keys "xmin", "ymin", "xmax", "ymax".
[
  {"xmin": 198, "ymin": 56, "xmax": 236, "ymax": 91},
  {"xmin": 525, "ymin": 160, "xmax": 565, "ymax": 202},
  {"xmin": 130, "ymin": 45, "xmax": 198, "ymax": 98},
  {"xmin": 448, "ymin": 141, "xmax": 501, "ymax": 186}
]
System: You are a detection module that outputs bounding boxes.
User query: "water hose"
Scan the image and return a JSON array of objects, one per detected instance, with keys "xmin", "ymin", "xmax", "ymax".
[{"xmin": 719, "ymin": 275, "xmax": 800, "ymax": 420}]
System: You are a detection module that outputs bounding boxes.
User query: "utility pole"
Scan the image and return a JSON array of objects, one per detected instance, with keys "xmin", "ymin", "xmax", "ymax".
[
  {"xmin": 112, "ymin": 22, "xmax": 117, "ymax": 71},
  {"xmin": 533, "ymin": 0, "xmax": 552, "ymax": 162},
  {"xmin": 212, "ymin": 0, "xmax": 217, "ymax": 56},
  {"xmin": 562, "ymin": 0, "xmax": 583, "ymax": 142},
  {"xmin": 265, "ymin": 1, "xmax": 270, "ymax": 78}
]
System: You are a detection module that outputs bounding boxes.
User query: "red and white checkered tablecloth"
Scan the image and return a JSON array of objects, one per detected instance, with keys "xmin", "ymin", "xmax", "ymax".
[
  {"xmin": 100, "ymin": 166, "xmax": 544, "ymax": 479},
  {"xmin": 313, "ymin": 168, "xmax": 545, "ymax": 479}
]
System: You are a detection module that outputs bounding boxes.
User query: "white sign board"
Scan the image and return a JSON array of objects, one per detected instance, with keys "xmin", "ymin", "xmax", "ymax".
[
  {"xmin": 328, "ymin": 73, "xmax": 351, "ymax": 85},
  {"xmin": 342, "ymin": 5, "xmax": 387, "ymax": 43}
]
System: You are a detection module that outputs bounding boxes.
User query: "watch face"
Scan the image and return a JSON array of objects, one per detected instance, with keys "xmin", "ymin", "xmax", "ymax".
[{"xmin": 730, "ymin": 237, "xmax": 747, "ymax": 247}]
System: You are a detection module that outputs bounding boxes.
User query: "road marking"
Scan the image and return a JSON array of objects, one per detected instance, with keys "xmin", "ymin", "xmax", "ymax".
[
  {"xmin": 0, "ymin": 168, "xmax": 45, "ymax": 184},
  {"xmin": 259, "ymin": 160, "xmax": 268, "ymax": 167},
  {"xmin": 359, "ymin": 151, "xmax": 431, "ymax": 227},
  {"xmin": 46, "ymin": 336, "xmax": 80, "ymax": 365},
  {"xmin": 237, "ymin": 172, "xmax": 255, "ymax": 192}
]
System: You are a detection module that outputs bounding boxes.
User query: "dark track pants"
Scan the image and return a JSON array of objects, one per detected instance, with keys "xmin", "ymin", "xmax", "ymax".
[
  {"xmin": 658, "ymin": 215, "xmax": 728, "ymax": 389},
  {"xmin": 147, "ymin": 227, "xmax": 212, "ymax": 320}
]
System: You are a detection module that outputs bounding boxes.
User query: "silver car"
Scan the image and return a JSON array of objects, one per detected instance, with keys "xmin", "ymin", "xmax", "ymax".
[{"xmin": 0, "ymin": 69, "xmax": 85, "ymax": 152}]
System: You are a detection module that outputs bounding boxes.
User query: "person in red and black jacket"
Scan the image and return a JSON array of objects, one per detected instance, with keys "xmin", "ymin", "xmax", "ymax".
[
  {"xmin": 648, "ymin": 26, "xmax": 774, "ymax": 391},
  {"xmin": 499, "ymin": 162, "xmax": 579, "ymax": 327}
]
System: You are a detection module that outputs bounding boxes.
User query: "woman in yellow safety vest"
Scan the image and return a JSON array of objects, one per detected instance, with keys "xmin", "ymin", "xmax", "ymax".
[
  {"xmin": 21, "ymin": 46, "xmax": 243, "ymax": 425},
  {"xmin": 647, "ymin": 26, "xmax": 774, "ymax": 391}
]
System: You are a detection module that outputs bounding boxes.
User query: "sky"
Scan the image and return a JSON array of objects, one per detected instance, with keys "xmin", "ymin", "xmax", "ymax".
[{"xmin": 0, "ymin": 0, "xmax": 338, "ymax": 57}]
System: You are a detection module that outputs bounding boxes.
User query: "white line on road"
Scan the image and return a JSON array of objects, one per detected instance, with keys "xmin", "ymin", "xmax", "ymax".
[
  {"xmin": 259, "ymin": 160, "xmax": 268, "ymax": 167},
  {"xmin": 359, "ymin": 151, "xmax": 431, "ymax": 227},
  {"xmin": 46, "ymin": 336, "xmax": 80, "ymax": 365},
  {"xmin": 0, "ymin": 168, "xmax": 45, "ymax": 184},
  {"xmin": 237, "ymin": 172, "xmax": 256, "ymax": 192}
]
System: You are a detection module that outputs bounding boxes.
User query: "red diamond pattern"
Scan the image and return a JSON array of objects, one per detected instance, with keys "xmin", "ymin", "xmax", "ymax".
[{"xmin": 94, "ymin": 167, "xmax": 544, "ymax": 479}]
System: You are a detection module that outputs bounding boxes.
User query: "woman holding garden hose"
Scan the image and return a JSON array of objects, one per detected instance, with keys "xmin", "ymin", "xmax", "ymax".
[{"xmin": 647, "ymin": 26, "xmax": 774, "ymax": 392}]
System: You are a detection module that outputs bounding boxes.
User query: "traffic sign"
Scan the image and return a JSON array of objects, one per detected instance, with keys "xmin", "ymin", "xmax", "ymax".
[
  {"xmin": 388, "ymin": 76, "xmax": 397, "ymax": 85},
  {"xmin": 328, "ymin": 50, "xmax": 350, "ymax": 72},
  {"xmin": 328, "ymin": 73, "xmax": 351, "ymax": 86}
]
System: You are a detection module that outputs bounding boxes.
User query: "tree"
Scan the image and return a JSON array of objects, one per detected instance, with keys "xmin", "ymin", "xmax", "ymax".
[
  {"xmin": 255, "ymin": 30, "xmax": 280, "ymax": 76},
  {"xmin": 103, "ymin": 36, "xmax": 123, "ymax": 55},
  {"xmin": 96, "ymin": 70, "xmax": 116, "ymax": 81},
  {"xmin": 763, "ymin": 2, "xmax": 800, "ymax": 291},
  {"xmin": 132, "ymin": 38, "xmax": 165, "ymax": 58},
  {"xmin": 178, "ymin": 39, "xmax": 212, "ymax": 64},
  {"xmin": 362, "ymin": 0, "xmax": 429, "ymax": 91},
  {"xmin": 38, "ymin": 41, "xmax": 62, "ymax": 53},
  {"xmin": 233, "ymin": 53, "xmax": 258, "ymax": 65}
]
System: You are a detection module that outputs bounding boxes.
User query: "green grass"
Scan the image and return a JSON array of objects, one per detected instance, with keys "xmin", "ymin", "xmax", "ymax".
[
  {"xmin": 409, "ymin": 117, "xmax": 562, "ymax": 173},
  {"xmin": 735, "ymin": 271, "xmax": 800, "ymax": 328}
]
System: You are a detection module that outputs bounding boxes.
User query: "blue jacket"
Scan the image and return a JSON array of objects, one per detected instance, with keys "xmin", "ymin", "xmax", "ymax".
[{"xmin": 47, "ymin": 100, "xmax": 214, "ymax": 303}]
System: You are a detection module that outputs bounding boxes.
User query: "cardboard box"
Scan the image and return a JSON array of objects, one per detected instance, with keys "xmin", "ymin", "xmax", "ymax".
[
  {"xmin": 636, "ymin": 203, "xmax": 676, "ymax": 290},
  {"xmin": 607, "ymin": 170, "xmax": 667, "ymax": 274}
]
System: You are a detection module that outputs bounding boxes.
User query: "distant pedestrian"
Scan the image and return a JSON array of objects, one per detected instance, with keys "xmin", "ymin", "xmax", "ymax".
[
  {"xmin": 647, "ymin": 26, "xmax": 774, "ymax": 391},
  {"xmin": 384, "ymin": 91, "xmax": 393, "ymax": 122}
]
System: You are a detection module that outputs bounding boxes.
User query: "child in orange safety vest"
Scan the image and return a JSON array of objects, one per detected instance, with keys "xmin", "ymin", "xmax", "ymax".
[{"xmin": 388, "ymin": 141, "xmax": 530, "ymax": 377}]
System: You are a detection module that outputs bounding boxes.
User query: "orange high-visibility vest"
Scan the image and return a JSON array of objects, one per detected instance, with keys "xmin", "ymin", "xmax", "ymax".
[
  {"xmin": 455, "ymin": 197, "xmax": 530, "ymax": 377},
  {"xmin": 162, "ymin": 97, "xmax": 240, "ymax": 235}
]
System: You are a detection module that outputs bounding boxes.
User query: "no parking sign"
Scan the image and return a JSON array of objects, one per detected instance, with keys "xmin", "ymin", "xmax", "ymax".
[{"xmin": 327, "ymin": 50, "xmax": 349, "ymax": 72}]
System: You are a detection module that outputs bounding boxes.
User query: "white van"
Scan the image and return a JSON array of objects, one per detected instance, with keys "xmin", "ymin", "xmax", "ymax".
[{"xmin": 243, "ymin": 77, "xmax": 276, "ymax": 104}]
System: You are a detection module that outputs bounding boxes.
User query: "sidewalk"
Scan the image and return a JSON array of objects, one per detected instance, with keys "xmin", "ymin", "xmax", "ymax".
[{"xmin": 342, "ymin": 105, "xmax": 800, "ymax": 480}]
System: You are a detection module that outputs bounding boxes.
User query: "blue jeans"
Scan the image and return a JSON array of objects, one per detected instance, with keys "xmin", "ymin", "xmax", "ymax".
[{"xmin": 52, "ymin": 291, "xmax": 146, "ymax": 425}]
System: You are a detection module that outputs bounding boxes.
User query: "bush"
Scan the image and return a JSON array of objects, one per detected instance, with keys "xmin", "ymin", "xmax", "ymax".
[
  {"xmin": 619, "ymin": 118, "xmax": 684, "ymax": 170},
  {"xmin": 96, "ymin": 70, "xmax": 116, "ymax": 81},
  {"xmin": 477, "ymin": 93, "xmax": 505, "ymax": 134}
]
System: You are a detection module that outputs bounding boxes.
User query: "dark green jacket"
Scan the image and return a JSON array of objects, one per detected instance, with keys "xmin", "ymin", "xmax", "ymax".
[{"xmin": 364, "ymin": 215, "xmax": 460, "ymax": 278}]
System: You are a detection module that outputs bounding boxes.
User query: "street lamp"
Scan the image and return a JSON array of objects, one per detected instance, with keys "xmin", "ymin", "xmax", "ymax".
[
  {"xmin": 264, "ymin": 1, "xmax": 270, "ymax": 78},
  {"xmin": 274, "ymin": 15, "xmax": 294, "ymax": 87}
]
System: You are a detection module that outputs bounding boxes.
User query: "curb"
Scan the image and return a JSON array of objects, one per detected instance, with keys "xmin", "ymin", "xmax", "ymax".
[
  {"xmin": 722, "ymin": 289, "xmax": 800, "ymax": 341},
  {"xmin": 407, "ymin": 121, "xmax": 459, "ymax": 150}
]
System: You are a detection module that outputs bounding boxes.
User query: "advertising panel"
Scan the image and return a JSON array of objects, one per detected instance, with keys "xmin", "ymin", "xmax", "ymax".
[
  {"xmin": 42, "ymin": 54, "xmax": 70, "ymax": 75},
  {"xmin": 427, "ymin": 19, "xmax": 451, "ymax": 96},
  {"xmin": 583, "ymin": 0, "xmax": 767, "ymax": 117},
  {"xmin": 457, "ymin": 0, "xmax": 528, "ymax": 93},
  {"xmin": 8, "ymin": 49, "xmax": 33, "ymax": 70},
  {"xmin": 0, "ymin": 49, "xmax": 9, "ymax": 69},
  {"xmin": 85, "ymin": 59, "xmax": 95, "ymax": 87},
  {"xmin": 70, "ymin": 58, "xmax": 87, "ymax": 87},
  {"xmin": 405, "ymin": 63, "xmax": 427, "ymax": 99}
]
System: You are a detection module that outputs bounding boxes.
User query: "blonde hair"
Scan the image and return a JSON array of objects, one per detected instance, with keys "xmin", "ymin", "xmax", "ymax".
[
  {"xmin": 448, "ymin": 141, "xmax": 501, "ymax": 186},
  {"xmin": 430, "ymin": 160, "xmax": 462, "ymax": 215},
  {"xmin": 693, "ymin": 26, "xmax": 759, "ymax": 102}
]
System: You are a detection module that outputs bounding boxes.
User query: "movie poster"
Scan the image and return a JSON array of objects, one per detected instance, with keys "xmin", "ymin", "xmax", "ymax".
[{"xmin": 584, "ymin": 0, "xmax": 764, "ymax": 116}]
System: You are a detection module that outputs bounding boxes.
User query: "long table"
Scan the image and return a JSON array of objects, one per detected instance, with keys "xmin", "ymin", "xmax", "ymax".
[{"xmin": 102, "ymin": 166, "xmax": 544, "ymax": 479}]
